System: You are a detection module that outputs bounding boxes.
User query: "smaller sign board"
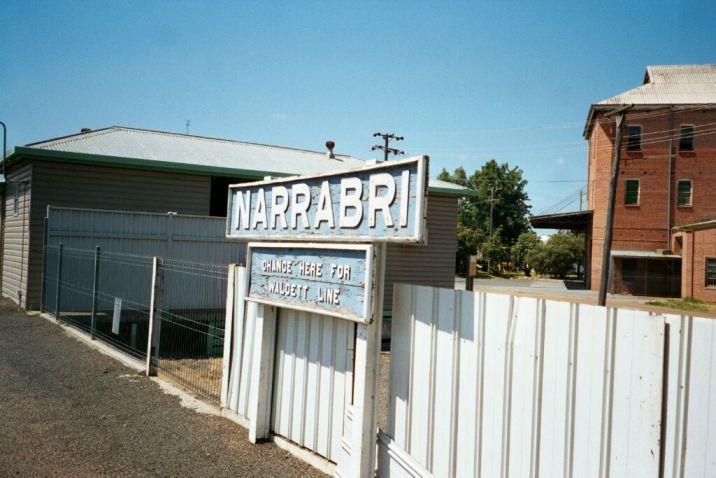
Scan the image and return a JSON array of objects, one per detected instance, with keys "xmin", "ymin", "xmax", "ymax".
[{"xmin": 246, "ymin": 243, "xmax": 373, "ymax": 323}]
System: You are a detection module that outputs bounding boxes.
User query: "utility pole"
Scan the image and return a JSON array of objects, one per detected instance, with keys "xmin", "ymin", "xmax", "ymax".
[
  {"xmin": 579, "ymin": 189, "xmax": 584, "ymax": 211},
  {"xmin": 598, "ymin": 105, "xmax": 632, "ymax": 306},
  {"xmin": 371, "ymin": 132, "xmax": 404, "ymax": 162},
  {"xmin": 0, "ymin": 120, "xmax": 6, "ymax": 178},
  {"xmin": 186, "ymin": 120, "xmax": 191, "ymax": 135},
  {"xmin": 486, "ymin": 182, "xmax": 501, "ymax": 275},
  {"xmin": 488, "ymin": 182, "xmax": 501, "ymax": 236}
]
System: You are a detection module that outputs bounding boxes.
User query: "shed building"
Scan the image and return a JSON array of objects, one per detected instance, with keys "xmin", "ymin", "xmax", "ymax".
[{"xmin": 1, "ymin": 126, "xmax": 467, "ymax": 309}]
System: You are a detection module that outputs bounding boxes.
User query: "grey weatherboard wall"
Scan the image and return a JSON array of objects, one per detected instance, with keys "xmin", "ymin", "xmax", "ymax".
[
  {"xmin": 1, "ymin": 162, "xmax": 32, "ymax": 306},
  {"xmin": 2, "ymin": 154, "xmax": 460, "ymax": 311},
  {"xmin": 24, "ymin": 160, "xmax": 212, "ymax": 309},
  {"xmin": 384, "ymin": 194, "xmax": 458, "ymax": 308}
]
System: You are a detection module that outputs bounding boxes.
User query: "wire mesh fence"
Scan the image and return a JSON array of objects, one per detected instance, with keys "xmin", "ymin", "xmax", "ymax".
[
  {"xmin": 42, "ymin": 244, "xmax": 228, "ymax": 404},
  {"xmin": 150, "ymin": 259, "xmax": 228, "ymax": 403}
]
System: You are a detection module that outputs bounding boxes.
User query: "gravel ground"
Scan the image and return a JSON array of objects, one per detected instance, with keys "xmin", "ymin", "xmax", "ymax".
[{"xmin": 0, "ymin": 300, "xmax": 324, "ymax": 478}]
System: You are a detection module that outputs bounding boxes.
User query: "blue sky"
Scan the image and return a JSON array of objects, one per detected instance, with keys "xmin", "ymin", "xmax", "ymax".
[{"xmin": 1, "ymin": 1, "xmax": 714, "ymax": 215}]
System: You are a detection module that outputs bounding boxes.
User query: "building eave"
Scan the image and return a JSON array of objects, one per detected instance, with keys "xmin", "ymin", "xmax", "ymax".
[
  {"xmin": 529, "ymin": 210, "xmax": 593, "ymax": 230},
  {"xmin": 8, "ymin": 146, "xmax": 281, "ymax": 180},
  {"xmin": 673, "ymin": 219, "xmax": 716, "ymax": 232},
  {"xmin": 4, "ymin": 146, "xmax": 472, "ymax": 197}
]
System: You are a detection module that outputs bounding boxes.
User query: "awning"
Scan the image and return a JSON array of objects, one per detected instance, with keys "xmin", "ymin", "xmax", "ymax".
[
  {"xmin": 529, "ymin": 210, "xmax": 593, "ymax": 230},
  {"xmin": 611, "ymin": 249, "xmax": 681, "ymax": 260}
]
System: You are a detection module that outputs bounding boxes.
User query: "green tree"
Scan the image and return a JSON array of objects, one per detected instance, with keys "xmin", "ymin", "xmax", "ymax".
[
  {"xmin": 528, "ymin": 232, "xmax": 585, "ymax": 278},
  {"xmin": 512, "ymin": 231, "xmax": 541, "ymax": 270},
  {"xmin": 482, "ymin": 227, "xmax": 509, "ymax": 273},
  {"xmin": 438, "ymin": 160, "xmax": 532, "ymax": 273},
  {"xmin": 455, "ymin": 224, "xmax": 484, "ymax": 273}
]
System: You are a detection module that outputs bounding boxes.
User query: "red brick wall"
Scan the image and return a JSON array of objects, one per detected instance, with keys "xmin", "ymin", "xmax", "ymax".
[
  {"xmin": 587, "ymin": 109, "xmax": 716, "ymax": 291},
  {"xmin": 677, "ymin": 228, "xmax": 716, "ymax": 303}
]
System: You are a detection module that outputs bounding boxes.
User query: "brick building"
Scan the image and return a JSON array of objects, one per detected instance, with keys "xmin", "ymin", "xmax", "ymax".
[{"xmin": 533, "ymin": 64, "xmax": 716, "ymax": 301}]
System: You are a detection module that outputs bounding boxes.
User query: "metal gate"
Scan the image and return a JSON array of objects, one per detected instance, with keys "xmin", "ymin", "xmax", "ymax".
[{"xmin": 271, "ymin": 309, "xmax": 355, "ymax": 463}]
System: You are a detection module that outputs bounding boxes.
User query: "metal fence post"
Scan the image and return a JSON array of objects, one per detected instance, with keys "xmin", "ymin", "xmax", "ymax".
[
  {"xmin": 55, "ymin": 243, "xmax": 63, "ymax": 319},
  {"xmin": 90, "ymin": 246, "xmax": 100, "ymax": 340},
  {"xmin": 146, "ymin": 257, "xmax": 164, "ymax": 376},
  {"xmin": 41, "ymin": 217, "xmax": 49, "ymax": 312}
]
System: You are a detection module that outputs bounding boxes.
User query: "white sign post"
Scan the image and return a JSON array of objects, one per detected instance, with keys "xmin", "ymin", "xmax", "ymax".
[{"xmin": 225, "ymin": 156, "xmax": 428, "ymax": 477}]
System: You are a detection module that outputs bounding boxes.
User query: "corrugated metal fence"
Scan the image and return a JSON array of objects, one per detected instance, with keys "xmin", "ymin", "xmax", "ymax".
[
  {"xmin": 46, "ymin": 206, "xmax": 245, "ymax": 264},
  {"xmin": 379, "ymin": 284, "xmax": 716, "ymax": 478}
]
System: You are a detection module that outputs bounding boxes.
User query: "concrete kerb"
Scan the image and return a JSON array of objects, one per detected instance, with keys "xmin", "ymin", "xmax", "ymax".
[{"xmin": 37, "ymin": 311, "xmax": 332, "ymax": 475}]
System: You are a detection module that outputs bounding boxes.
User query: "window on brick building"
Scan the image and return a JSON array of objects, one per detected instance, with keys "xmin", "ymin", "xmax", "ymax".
[
  {"xmin": 622, "ymin": 259, "xmax": 637, "ymax": 283},
  {"xmin": 706, "ymin": 259, "xmax": 716, "ymax": 288},
  {"xmin": 677, "ymin": 179, "xmax": 692, "ymax": 206},
  {"xmin": 627, "ymin": 125, "xmax": 642, "ymax": 151},
  {"xmin": 679, "ymin": 124, "xmax": 695, "ymax": 151},
  {"xmin": 625, "ymin": 179, "xmax": 639, "ymax": 205}
]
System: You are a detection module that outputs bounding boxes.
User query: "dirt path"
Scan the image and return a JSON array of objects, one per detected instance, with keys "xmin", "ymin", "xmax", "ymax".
[{"xmin": 0, "ymin": 300, "xmax": 323, "ymax": 477}]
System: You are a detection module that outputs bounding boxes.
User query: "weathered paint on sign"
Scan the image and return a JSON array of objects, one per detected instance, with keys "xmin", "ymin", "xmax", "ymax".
[
  {"xmin": 246, "ymin": 243, "xmax": 373, "ymax": 322},
  {"xmin": 226, "ymin": 156, "xmax": 428, "ymax": 243}
]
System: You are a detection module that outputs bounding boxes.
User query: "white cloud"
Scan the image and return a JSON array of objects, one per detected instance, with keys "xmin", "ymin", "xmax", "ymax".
[
  {"xmin": 271, "ymin": 112, "xmax": 288, "ymax": 120},
  {"xmin": 555, "ymin": 157, "xmax": 565, "ymax": 166}
]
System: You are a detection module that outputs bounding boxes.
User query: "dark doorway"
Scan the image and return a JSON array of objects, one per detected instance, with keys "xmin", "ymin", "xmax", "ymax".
[{"xmin": 210, "ymin": 177, "xmax": 249, "ymax": 217}]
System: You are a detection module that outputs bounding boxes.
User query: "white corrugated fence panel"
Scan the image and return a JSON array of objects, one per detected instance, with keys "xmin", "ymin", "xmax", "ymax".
[
  {"xmin": 219, "ymin": 284, "xmax": 716, "ymax": 476},
  {"xmin": 538, "ymin": 300, "xmax": 573, "ymax": 477},
  {"xmin": 683, "ymin": 317, "xmax": 716, "ymax": 477},
  {"xmin": 379, "ymin": 285, "xmax": 683, "ymax": 478},
  {"xmin": 271, "ymin": 309, "xmax": 354, "ymax": 463}
]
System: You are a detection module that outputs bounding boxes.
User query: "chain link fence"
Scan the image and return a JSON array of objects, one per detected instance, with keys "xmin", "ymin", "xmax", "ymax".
[{"xmin": 42, "ymin": 244, "xmax": 228, "ymax": 403}]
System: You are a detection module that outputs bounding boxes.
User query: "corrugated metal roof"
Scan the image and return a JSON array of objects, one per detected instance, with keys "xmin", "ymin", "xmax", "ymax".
[
  {"xmin": 597, "ymin": 64, "xmax": 716, "ymax": 105},
  {"xmin": 583, "ymin": 64, "xmax": 716, "ymax": 137},
  {"xmin": 28, "ymin": 126, "xmax": 365, "ymax": 176},
  {"xmin": 22, "ymin": 126, "xmax": 469, "ymax": 194}
]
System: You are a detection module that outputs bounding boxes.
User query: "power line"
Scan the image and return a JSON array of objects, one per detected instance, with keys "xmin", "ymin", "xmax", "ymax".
[
  {"xmin": 407, "ymin": 120, "xmax": 716, "ymax": 157},
  {"xmin": 404, "ymin": 108, "xmax": 716, "ymax": 158},
  {"xmin": 371, "ymin": 132, "xmax": 405, "ymax": 162},
  {"xmin": 537, "ymin": 186, "xmax": 588, "ymax": 215}
]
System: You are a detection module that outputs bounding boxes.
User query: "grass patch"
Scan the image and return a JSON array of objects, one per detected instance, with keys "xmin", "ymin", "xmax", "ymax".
[{"xmin": 646, "ymin": 297, "xmax": 716, "ymax": 313}]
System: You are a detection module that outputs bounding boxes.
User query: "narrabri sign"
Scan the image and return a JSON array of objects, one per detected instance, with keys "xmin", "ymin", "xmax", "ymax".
[{"xmin": 226, "ymin": 156, "xmax": 427, "ymax": 243}]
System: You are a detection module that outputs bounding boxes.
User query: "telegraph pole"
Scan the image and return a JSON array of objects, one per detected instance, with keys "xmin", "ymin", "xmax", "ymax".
[
  {"xmin": 371, "ymin": 132, "xmax": 404, "ymax": 162},
  {"xmin": 488, "ymin": 183, "xmax": 501, "ymax": 236},
  {"xmin": 0, "ymin": 120, "xmax": 6, "ymax": 178},
  {"xmin": 487, "ymin": 182, "xmax": 501, "ymax": 275},
  {"xmin": 598, "ymin": 105, "xmax": 632, "ymax": 306}
]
